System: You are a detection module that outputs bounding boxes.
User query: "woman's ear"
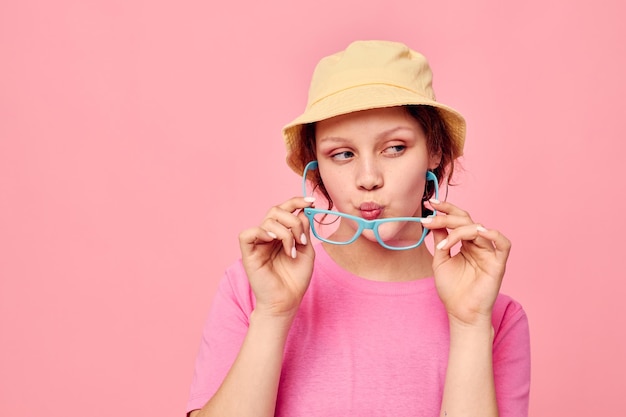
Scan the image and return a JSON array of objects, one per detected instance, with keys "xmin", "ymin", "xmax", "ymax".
[{"xmin": 428, "ymin": 151, "xmax": 442, "ymax": 170}]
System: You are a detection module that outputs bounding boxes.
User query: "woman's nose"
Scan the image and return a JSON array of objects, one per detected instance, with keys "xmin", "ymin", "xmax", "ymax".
[{"xmin": 355, "ymin": 160, "xmax": 383, "ymax": 190}]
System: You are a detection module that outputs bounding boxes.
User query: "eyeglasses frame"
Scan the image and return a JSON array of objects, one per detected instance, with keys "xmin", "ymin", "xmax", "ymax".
[{"xmin": 300, "ymin": 160, "xmax": 439, "ymax": 250}]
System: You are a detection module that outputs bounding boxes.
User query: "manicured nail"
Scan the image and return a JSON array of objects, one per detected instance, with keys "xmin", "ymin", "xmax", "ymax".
[
  {"xmin": 267, "ymin": 231, "xmax": 277, "ymax": 239},
  {"xmin": 304, "ymin": 196, "xmax": 316, "ymax": 203},
  {"xmin": 429, "ymin": 198, "xmax": 441, "ymax": 205},
  {"xmin": 436, "ymin": 238, "xmax": 448, "ymax": 250},
  {"xmin": 477, "ymin": 225, "xmax": 488, "ymax": 233},
  {"xmin": 291, "ymin": 245, "xmax": 297, "ymax": 259},
  {"xmin": 420, "ymin": 217, "xmax": 433, "ymax": 224},
  {"xmin": 300, "ymin": 233, "xmax": 307, "ymax": 245}
]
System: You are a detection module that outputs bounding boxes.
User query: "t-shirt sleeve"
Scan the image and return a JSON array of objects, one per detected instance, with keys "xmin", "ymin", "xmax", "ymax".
[
  {"xmin": 492, "ymin": 295, "xmax": 531, "ymax": 417},
  {"xmin": 185, "ymin": 261, "xmax": 254, "ymax": 413}
]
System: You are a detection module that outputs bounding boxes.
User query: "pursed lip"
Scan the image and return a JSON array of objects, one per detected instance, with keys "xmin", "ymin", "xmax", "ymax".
[{"xmin": 359, "ymin": 202, "xmax": 383, "ymax": 220}]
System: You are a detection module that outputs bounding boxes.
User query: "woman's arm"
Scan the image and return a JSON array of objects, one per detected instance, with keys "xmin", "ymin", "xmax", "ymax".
[
  {"xmin": 189, "ymin": 196, "xmax": 315, "ymax": 417},
  {"xmin": 440, "ymin": 318, "xmax": 498, "ymax": 417},
  {"xmin": 189, "ymin": 311, "xmax": 295, "ymax": 417},
  {"xmin": 424, "ymin": 199, "xmax": 513, "ymax": 417}
]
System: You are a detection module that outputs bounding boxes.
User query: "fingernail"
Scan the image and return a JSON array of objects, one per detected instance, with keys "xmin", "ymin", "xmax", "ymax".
[
  {"xmin": 304, "ymin": 196, "xmax": 316, "ymax": 203},
  {"xmin": 436, "ymin": 238, "xmax": 448, "ymax": 250},
  {"xmin": 267, "ymin": 231, "xmax": 277, "ymax": 239},
  {"xmin": 300, "ymin": 233, "xmax": 307, "ymax": 245},
  {"xmin": 291, "ymin": 246, "xmax": 297, "ymax": 259},
  {"xmin": 477, "ymin": 225, "xmax": 488, "ymax": 233},
  {"xmin": 420, "ymin": 217, "xmax": 433, "ymax": 224},
  {"xmin": 429, "ymin": 198, "xmax": 441, "ymax": 205}
]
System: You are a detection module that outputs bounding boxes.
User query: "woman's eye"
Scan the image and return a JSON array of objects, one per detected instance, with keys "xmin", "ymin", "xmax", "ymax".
[
  {"xmin": 331, "ymin": 151, "xmax": 355, "ymax": 160},
  {"xmin": 384, "ymin": 145, "xmax": 406, "ymax": 156}
]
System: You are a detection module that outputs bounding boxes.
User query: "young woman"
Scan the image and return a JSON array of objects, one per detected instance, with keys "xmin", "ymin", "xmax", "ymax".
[{"xmin": 186, "ymin": 40, "xmax": 530, "ymax": 417}]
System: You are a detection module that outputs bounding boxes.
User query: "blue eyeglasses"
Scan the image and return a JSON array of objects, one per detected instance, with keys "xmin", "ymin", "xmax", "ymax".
[{"xmin": 301, "ymin": 161, "xmax": 439, "ymax": 250}]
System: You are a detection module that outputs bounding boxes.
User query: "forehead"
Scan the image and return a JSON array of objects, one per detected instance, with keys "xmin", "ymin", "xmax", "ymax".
[{"xmin": 315, "ymin": 106, "xmax": 424, "ymax": 140}]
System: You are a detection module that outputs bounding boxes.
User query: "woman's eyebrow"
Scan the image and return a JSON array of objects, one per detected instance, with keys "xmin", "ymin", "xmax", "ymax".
[
  {"xmin": 316, "ymin": 135, "xmax": 349, "ymax": 144},
  {"xmin": 375, "ymin": 126, "xmax": 415, "ymax": 139},
  {"xmin": 318, "ymin": 126, "xmax": 415, "ymax": 143}
]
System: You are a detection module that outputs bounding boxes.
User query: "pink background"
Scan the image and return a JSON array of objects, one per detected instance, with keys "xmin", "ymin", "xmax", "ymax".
[{"xmin": 1, "ymin": 0, "xmax": 624, "ymax": 415}]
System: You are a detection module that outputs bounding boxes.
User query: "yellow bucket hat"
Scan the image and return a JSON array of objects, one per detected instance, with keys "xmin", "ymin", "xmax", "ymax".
[{"xmin": 283, "ymin": 40, "xmax": 466, "ymax": 175}]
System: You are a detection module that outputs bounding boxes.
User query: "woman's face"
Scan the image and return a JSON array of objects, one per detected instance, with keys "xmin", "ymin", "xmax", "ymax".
[{"xmin": 315, "ymin": 106, "xmax": 441, "ymax": 245}]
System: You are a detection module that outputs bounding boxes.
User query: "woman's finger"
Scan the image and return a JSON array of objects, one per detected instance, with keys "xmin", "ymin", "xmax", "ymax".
[
  {"xmin": 238, "ymin": 226, "xmax": 280, "ymax": 257},
  {"xmin": 264, "ymin": 207, "xmax": 308, "ymax": 242},
  {"xmin": 261, "ymin": 215, "xmax": 308, "ymax": 259},
  {"xmin": 428, "ymin": 198, "xmax": 473, "ymax": 219},
  {"xmin": 258, "ymin": 218, "xmax": 296, "ymax": 258},
  {"xmin": 475, "ymin": 226, "xmax": 512, "ymax": 263},
  {"xmin": 274, "ymin": 196, "xmax": 316, "ymax": 215},
  {"xmin": 434, "ymin": 223, "xmax": 511, "ymax": 263},
  {"xmin": 430, "ymin": 225, "xmax": 451, "ymax": 265},
  {"xmin": 421, "ymin": 213, "xmax": 475, "ymax": 231},
  {"xmin": 255, "ymin": 197, "xmax": 315, "ymax": 259}
]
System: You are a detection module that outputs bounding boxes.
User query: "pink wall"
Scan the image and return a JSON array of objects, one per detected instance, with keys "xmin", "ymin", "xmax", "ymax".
[{"xmin": 1, "ymin": 0, "xmax": 624, "ymax": 415}]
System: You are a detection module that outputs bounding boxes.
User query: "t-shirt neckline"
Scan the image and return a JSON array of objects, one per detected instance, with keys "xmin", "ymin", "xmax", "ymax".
[{"xmin": 314, "ymin": 243, "xmax": 436, "ymax": 296}]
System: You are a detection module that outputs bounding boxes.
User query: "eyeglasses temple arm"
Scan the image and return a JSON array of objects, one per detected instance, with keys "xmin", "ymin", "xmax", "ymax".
[{"xmin": 302, "ymin": 161, "xmax": 319, "ymax": 197}]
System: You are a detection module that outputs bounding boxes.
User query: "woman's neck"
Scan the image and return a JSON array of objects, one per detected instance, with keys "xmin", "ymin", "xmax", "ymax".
[{"xmin": 321, "ymin": 239, "xmax": 434, "ymax": 282}]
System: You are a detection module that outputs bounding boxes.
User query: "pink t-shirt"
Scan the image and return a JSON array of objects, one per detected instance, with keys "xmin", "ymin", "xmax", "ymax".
[{"xmin": 187, "ymin": 244, "xmax": 530, "ymax": 416}]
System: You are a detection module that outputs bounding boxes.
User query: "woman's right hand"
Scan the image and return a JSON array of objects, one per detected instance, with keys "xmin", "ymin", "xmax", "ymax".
[{"xmin": 238, "ymin": 196, "xmax": 316, "ymax": 320}]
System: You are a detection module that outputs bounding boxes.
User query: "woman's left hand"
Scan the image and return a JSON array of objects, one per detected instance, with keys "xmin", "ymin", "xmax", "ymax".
[{"xmin": 423, "ymin": 199, "xmax": 512, "ymax": 327}]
